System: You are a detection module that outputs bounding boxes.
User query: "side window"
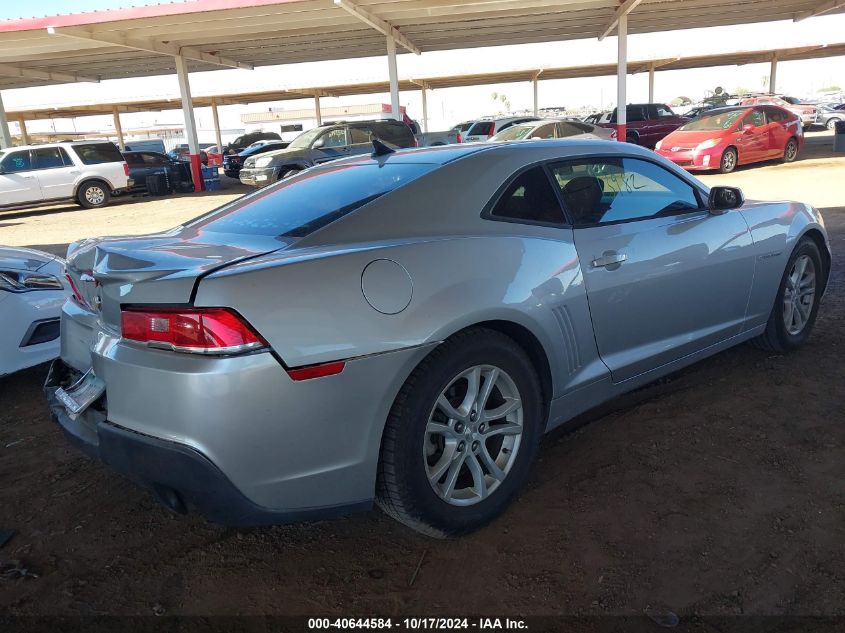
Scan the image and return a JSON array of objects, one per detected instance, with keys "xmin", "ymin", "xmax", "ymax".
[
  {"xmin": 32, "ymin": 147, "xmax": 69, "ymax": 170},
  {"xmin": 142, "ymin": 153, "xmax": 165, "ymax": 166},
  {"xmin": 497, "ymin": 120, "xmax": 517, "ymax": 132},
  {"xmin": 73, "ymin": 142, "xmax": 124, "ymax": 164},
  {"xmin": 530, "ymin": 123, "xmax": 556, "ymax": 139},
  {"xmin": 654, "ymin": 104, "xmax": 674, "ymax": 117},
  {"xmin": 1, "ymin": 150, "xmax": 32, "ymax": 173},
  {"xmin": 489, "ymin": 166, "xmax": 565, "ymax": 225},
  {"xmin": 318, "ymin": 128, "xmax": 348, "ymax": 148},
  {"xmin": 767, "ymin": 107, "xmax": 786, "ymax": 123},
  {"xmin": 550, "ymin": 157, "xmax": 701, "ymax": 226},
  {"xmin": 627, "ymin": 106, "xmax": 646, "ymax": 122},
  {"xmin": 742, "ymin": 110, "xmax": 766, "ymax": 128},
  {"xmin": 557, "ymin": 122, "xmax": 589, "ymax": 137},
  {"xmin": 349, "ymin": 127, "xmax": 373, "ymax": 144},
  {"xmin": 124, "ymin": 153, "xmax": 143, "ymax": 166}
]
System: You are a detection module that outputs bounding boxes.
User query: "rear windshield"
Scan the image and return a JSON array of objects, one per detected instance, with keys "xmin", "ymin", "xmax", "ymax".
[
  {"xmin": 466, "ymin": 121, "xmax": 495, "ymax": 137},
  {"xmin": 73, "ymin": 142, "xmax": 124, "ymax": 164},
  {"xmin": 493, "ymin": 125, "xmax": 536, "ymax": 141},
  {"xmin": 680, "ymin": 110, "xmax": 745, "ymax": 131},
  {"xmin": 192, "ymin": 163, "xmax": 436, "ymax": 238}
]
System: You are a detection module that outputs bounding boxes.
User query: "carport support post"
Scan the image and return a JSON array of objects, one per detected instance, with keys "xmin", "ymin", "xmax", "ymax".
[
  {"xmin": 420, "ymin": 85, "xmax": 428, "ymax": 132},
  {"xmin": 211, "ymin": 98, "xmax": 223, "ymax": 154},
  {"xmin": 18, "ymin": 117, "xmax": 29, "ymax": 145},
  {"xmin": 0, "ymin": 92, "xmax": 12, "ymax": 149},
  {"xmin": 616, "ymin": 14, "xmax": 627, "ymax": 142},
  {"xmin": 314, "ymin": 94, "xmax": 322, "ymax": 126},
  {"xmin": 533, "ymin": 76, "xmax": 539, "ymax": 116},
  {"xmin": 175, "ymin": 54, "xmax": 203, "ymax": 192},
  {"xmin": 648, "ymin": 63, "xmax": 655, "ymax": 103},
  {"xmin": 386, "ymin": 35, "xmax": 400, "ymax": 120},
  {"xmin": 769, "ymin": 55, "xmax": 778, "ymax": 93},
  {"xmin": 112, "ymin": 107, "xmax": 125, "ymax": 150}
]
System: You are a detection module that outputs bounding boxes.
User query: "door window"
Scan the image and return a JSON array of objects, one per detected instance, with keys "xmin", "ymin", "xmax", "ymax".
[
  {"xmin": 551, "ymin": 158, "xmax": 702, "ymax": 226},
  {"xmin": 557, "ymin": 121, "xmax": 592, "ymax": 137},
  {"xmin": 73, "ymin": 142, "xmax": 124, "ymax": 164},
  {"xmin": 318, "ymin": 128, "xmax": 348, "ymax": 148},
  {"xmin": 32, "ymin": 147, "xmax": 70, "ymax": 170},
  {"xmin": 653, "ymin": 104, "xmax": 675, "ymax": 118},
  {"xmin": 529, "ymin": 123, "xmax": 556, "ymax": 139},
  {"xmin": 741, "ymin": 109, "xmax": 766, "ymax": 128},
  {"xmin": 489, "ymin": 166, "xmax": 566, "ymax": 225},
  {"xmin": 349, "ymin": 127, "xmax": 373, "ymax": 144},
  {"xmin": 1, "ymin": 150, "xmax": 32, "ymax": 173},
  {"xmin": 141, "ymin": 153, "xmax": 166, "ymax": 166}
]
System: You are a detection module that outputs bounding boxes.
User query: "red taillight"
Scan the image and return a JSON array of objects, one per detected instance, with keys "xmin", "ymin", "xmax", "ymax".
[
  {"xmin": 488, "ymin": 123, "xmax": 495, "ymax": 137},
  {"xmin": 456, "ymin": 133, "xmax": 463, "ymax": 143},
  {"xmin": 123, "ymin": 162, "xmax": 130, "ymax": 177},
  {"xmin": 610, "ymin": 128, "xmax": 618, "ymax": 139},
  {"xmin": 287, "ymin": 361, "xmax": 346, "ymax": 381},
  {"xmin": 120, "ymin": 307, "xmax": 267, "ymax": 354}
]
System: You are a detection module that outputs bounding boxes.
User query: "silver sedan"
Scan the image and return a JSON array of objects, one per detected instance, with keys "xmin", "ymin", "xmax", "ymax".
[{"xmin": 46, "ymin": 140, "xmax": 830, "ymax": 537}]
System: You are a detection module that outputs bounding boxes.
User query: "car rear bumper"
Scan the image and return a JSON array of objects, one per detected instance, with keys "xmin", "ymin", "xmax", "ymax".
[
  {"xmin": 48, "ymin": 299, "xmax": 434, "ymax": 525},
  {"xmin": 238, "ymin": 167, "xmax": 276, "ymax": 187},
  {"xmin": 45, "ymin": 359, "xmax": 370, "ymax": 526}
]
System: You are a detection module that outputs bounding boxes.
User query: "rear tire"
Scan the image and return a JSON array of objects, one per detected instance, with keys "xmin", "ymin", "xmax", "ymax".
[
  {"xmin": 377, "ymin": 328, "xmax": 544, "ymax": 538},
  {"xmin": 751, "ymin": 238, "xmax": 823, "ymax": 353},
  {"xmin": 782, "ymin": 137, "xmax": 799, "ymax": 163},
  {"xmin": 77, "ymin": 180, "xmax": 111, "ymax": 209},
  {"xmin": 625, "ymin": 132, "xmax": 639, "ymax": 145},
  {"xmin": 719, "ymin": 147, "xmax": 737, "ymax": 173}
]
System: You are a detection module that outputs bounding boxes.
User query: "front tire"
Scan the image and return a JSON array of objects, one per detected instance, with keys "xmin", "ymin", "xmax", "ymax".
[
  {"xmin": 719, "ymin": 147, "xmax": 738, "ymax": 173},
  {"xmin": 377, "ymin": 328, "xmax": 544, "ymax": 537},
  {"xmin": 752, "ymin": 238, "xmax": 823, "ymax": 353},
  {"xmin": 77, "ymin": 181, "xmax": 111, "ymax": 208}
]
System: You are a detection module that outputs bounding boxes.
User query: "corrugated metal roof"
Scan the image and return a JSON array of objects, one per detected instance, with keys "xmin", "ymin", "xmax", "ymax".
[{"xmin": 0, "ymin": 0, "xmax": 842, "ymax": 90}]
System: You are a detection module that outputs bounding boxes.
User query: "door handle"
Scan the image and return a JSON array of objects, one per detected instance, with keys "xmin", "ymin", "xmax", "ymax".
[{"xmin": 591, "ymin": 252, "xmax": 628, "ymax": 268}]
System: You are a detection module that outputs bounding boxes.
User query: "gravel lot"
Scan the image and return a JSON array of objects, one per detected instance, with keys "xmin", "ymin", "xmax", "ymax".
[{"xmin": 1, "ymin": 135, "xmax": 843, "ymax": 617}]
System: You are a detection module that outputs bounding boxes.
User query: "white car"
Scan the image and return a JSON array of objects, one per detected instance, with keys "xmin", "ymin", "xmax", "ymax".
[
  {"xmin": 0, "ymin": 246, "xmax": 70, "ymax": 377},
  {"xmin": 462, "ymin": 116, "xmax": 541, "ymax": 142},
  {"xmin": 489, "ymin": 119, "xmax": 617, "ymax": 142},
  {"xmin": 0, "ymin": 141, "xmax": 132, "ymax": 210}
]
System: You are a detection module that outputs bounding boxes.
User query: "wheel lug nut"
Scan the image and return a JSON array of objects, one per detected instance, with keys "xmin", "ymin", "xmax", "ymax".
[
  {"xmin": 455, "ymin": 422, "xmax": 464, "ymax": 433},
  {"xmin": 470, "ymin": 411, "xmax": 477, "ymax": 421},
  {"xmin": 457, "ymin": 441, "xmax": 465, "ymax": 452},
  {"xmin": 471, "ymin": 440, "xmax": 479, "ymax": 452},
  {"xmin": 479, "ymin": 423, "xmax": 486, "ymax": 433}
]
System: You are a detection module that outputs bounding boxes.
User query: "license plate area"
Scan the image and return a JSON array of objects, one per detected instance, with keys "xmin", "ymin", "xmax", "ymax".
[{"xmin": 55, "ymin": 369, "xmax": 106, "ymax": 418}]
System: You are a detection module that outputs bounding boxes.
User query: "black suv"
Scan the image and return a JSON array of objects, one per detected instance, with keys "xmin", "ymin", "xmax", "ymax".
[
  {"xmin": 224, "ymin": 131, "xmax": 283, "ymax": 155},
  {"xmin": 238, "ymin": 119, "xmax": 416, "ymax": 187},
  {"xmin": 222, "ymin": 140, "xmax": 289, "ymax": 179}
]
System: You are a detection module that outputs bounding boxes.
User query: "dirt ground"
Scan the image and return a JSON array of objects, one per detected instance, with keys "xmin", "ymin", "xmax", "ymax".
[{"xmin": 0, "ymin": 134, "xmax": 844, "ymax": 618}]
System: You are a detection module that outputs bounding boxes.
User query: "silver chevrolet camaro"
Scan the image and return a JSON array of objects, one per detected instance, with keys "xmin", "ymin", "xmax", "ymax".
[{"xmin": 46, "ymin": 140, "xmax": 830, "ymax": 537}]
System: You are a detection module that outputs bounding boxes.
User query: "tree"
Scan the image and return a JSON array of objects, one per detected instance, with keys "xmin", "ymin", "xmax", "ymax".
[
  {"xmin": 734, "ymin": 86, "xmax": 750, "ymax": 96},
  {"xmin": 491, "ymin": 91, "xmax": 511, "ymax": 113},
  {"xmin": 817, "ymin": 85, "xmax": 841, "ymax": 92}
]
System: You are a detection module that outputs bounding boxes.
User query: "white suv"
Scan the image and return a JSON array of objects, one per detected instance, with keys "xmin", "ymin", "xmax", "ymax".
[
  {"xmin": 463, "ymin": 116, "xmax": 541, "ymax": 142},
  {"xmin": 0, "ymin": 141, "xmax": 132, "ymax": 209}
]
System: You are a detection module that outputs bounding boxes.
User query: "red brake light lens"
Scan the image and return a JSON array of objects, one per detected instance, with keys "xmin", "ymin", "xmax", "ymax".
[
  {"xmin": 287, "ymin": 361, "xmax": 346, "ymax": 381},
  {"xmin": 123, "ymin": 162, "xmax": 130, "ymax": 177},
  {"xmin": 456, "ymin": 132, "xmax": 463, "ymax": 143},
  {"xmin": 488, "ymin": 123, "xmax": 496, "ymax": 137},
  {"xmin": 121, "ymin": 307, "xmax": 267, "ymax": 354}
]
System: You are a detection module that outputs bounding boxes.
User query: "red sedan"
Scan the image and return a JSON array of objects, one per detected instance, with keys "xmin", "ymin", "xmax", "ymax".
[{"xmin": 655, "ymin": 105, "xmax": 802, "ymax": 173}]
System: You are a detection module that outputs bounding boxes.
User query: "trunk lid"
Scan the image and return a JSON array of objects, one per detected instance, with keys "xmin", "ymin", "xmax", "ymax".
[{"xmin": 66, "ymin": 226, "xmax": 291, "ymax": 330}]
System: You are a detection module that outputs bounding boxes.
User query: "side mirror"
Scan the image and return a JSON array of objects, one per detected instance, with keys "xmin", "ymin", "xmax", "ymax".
[
  {"xmin": 708, "ymin": 186, "xmax": 744, "ymax": 214},
  {"xmin": 742, "ymin": 124, "xmax": 755, "ymax": 133},
  {"xmin": 312, "ymin": 138, "xmax": 325, "ymax": 149}
]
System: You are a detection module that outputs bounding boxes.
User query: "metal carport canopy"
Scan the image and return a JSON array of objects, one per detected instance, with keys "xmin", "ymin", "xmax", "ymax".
[
  {"xmin": 8, "ymin": 42, "xmax": 845, "ymax": 122},
  {"xmin": 0, "ymin": 0, "xmax": 842, "ymax": 91},
  {"xmin": 0, "ymin": 0, "xmax": 842, "ymax": 184}
]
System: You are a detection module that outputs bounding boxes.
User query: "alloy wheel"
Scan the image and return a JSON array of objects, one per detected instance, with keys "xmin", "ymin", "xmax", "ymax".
[
  {"xmin": 783, "ymin": 254, "xmax": 816, "ymax": 335},
  {"xmin": 424, "ymin": 365, "xmax": 523, "ymax": 506},
  {"xmin": 722, "ymin": 150, "xmax": 736, "ymax": 171},
  {"xmin": 785, "ymin": 140, "xmax": 798, "ymax": 162},
  {"xmin": 85, "ymin": 186, "xmax": 106, "ymax": 206}
]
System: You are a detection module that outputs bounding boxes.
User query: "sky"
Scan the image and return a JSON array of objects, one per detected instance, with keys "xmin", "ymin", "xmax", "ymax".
[{"xmin": 2, "ymin": 2, "xmax": 845, "ymax": 142}]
